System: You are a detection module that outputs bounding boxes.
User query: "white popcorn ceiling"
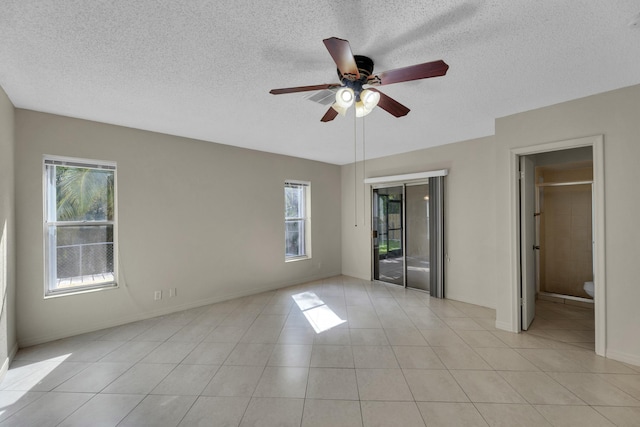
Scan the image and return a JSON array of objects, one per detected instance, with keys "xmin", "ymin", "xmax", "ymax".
[{"xmin": 1, "ymin": 1, "xmax": 639, "ymax": 165}]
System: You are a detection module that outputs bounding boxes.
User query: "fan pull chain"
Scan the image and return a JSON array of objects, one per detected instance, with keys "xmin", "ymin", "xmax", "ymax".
[
  {"xmin": 362, "ymin": 115, "xmax": 366, "ymax": 224},
  {"xmin": 354, "ymin": 108, "xmax": 358, "ymax": 227}
]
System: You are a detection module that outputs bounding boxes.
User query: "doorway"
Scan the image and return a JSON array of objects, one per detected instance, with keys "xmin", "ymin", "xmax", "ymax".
[
  {"xmin": 371, "ymin": 177, "xmax": 444, "ymax": 297},
  {"xmin": 513, "ymin": 135, "xmax": 605, "ymax": 355}
]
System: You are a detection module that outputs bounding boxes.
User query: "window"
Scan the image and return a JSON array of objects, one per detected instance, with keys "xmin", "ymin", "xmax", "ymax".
[
  {"xmin": 285, "ymin": 181, "xmax": 310, "ymax": 260},
  {"xmin": 44, "ymin": 156, "xmax": 117, "ymax": 296}
]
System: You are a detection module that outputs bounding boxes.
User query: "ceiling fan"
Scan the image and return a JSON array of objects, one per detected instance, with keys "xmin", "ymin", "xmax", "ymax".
[{"xmin": 269, "ymin": 37, "xmax": 449, "ymax": 122}]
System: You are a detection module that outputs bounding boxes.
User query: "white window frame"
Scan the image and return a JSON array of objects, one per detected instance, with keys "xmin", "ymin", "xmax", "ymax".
[
  {"xmin": 285, "ymin": 180, "xmax": 311, "ymax": 261},
  {"xmin": 43, "ymin": 155, "xmax": 118, "ymax": 297}
]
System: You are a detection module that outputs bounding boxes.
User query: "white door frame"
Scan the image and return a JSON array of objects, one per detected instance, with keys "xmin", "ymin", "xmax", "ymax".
[{"xmin": 509, "ymin": 135, "xmax": 605, "ymax": 356}]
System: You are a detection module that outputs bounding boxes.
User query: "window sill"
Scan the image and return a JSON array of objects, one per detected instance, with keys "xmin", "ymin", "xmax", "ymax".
[
  {"xmin": 44, "ymin": 282, "xmax": 118, "ymax": 299},
  {"xmin": 285, "ymin": 255, "xmax": 311, "ymax": 263}
]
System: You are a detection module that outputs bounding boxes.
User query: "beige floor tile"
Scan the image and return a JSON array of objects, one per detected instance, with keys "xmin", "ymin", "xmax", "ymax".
[
  {"xmin": 443, "ymin": 318, "xmax": 485, "ymax": 330},
  {"xmin": 101, "ymin": 363, "xmax": 175, "ymax": 394},
  {"xmin": 361, "ymin": 401, "xmax": 426, "ymax": 427},
  {"xmin": 516, "ymin": 348, "xmax": 588, "ymax": 372},
  {"xmin": 599, "ymin": 373, "xmax": 640, "ymax": 400},
  {"xmin": 392, "ymin": 346, "xmax": 446, "ymax": 369},
  {"xmin": 5, "ymin": 277, "xmax": 640, "ymax": 427},
  {"xmin": 54, "ymin": 362, "xmax": 131, "ymax": 393},
  {"xmin": 118, "ymin": 395, "xmax": 197, "ymax": 427},
  {"xmin": 411, "ymin": 316, "xmax": 449, "ymax": 329},
  {"xmin": 475, "ymin": 403, "xmax": 552, "ymax": 426},
  {"xmin": 167, "ymin": 322, "xmax": 214, "ymax": 343},
  {"xmin": 267, "ymin": 344, "xmax": 312, "ymax": 367},
  {"xmin": 240, "ymin": 397, "xmax": 304, "ymax": 427},
  {"xmin": 498, "ymin": 371, "xmax": 584, "ymax": 405},
  {"xmin": 0, "ymin": 392, "xmax": 93, "ymax": 426},
  {"xmin": 179, "ymin": 396, "xmax": 249, "ymax": 426},
  {"xmin": 379, "ymin": 314, "xmax": 416, "ymax": 329},
  {"xmin": 384, "ymin": 328, "xmax": 429, "ymax": 346},
  {"xmin": 549, "ymin": 372, "xmax": 640, "ymax": 406},
  {"xmin": 203, "ymin": 325, "xmax": 248, "ymax": 343},
  {"xmin": 133, "ymin": 323, "xmax": 184, "ymax": 342},
  {"xmin": 58, "ymin": 394, "xmax": 145, "ymax": 427},
  {"xmin": 139, "ymin": 341, "xmax": 197, "ymax": 364},
  {"xmin": 420, "ymin": 329, "xmax": 467, "ymax": 347},
  {"xmin": 356, "ymin": 368, "xmax": 413, "ymax": 401},
  {"xmin": 416, "ymin": 402, "xmax": 489, "ymax": 426},
  {"xmin": 181, "ymin": 341, "xmax": 235, "ymax": 365},
  {"xmin": 557, "ymin": 349, "xmax": 637, "ymax": 374},
  {"xmin": 98, "ymin": 340, "xmax": 161, "ymax": 363},
  {"xmin": 491, "ymin": 330, "xmax": 558, "ymax": 349},
  {"xmin": 352, "ymin": 345, "xmax": 399, "ymax": 368},
  {"xmin": 253, "ymin": 366, "xmax": 308, "ymax": 398},
  {"xmin": 277, "ymin": 327, "xmax": 315, "ymax": 344},
  {"xmin": 594, "ymin": 406, "xmax": 640, "ymax": 426},
  {"xmin": 535, "ymin": 404, "xmax": 615, "ymax": 426},
  {"xmin": 240, "ymin": 325, "xmax": 283, "ymax": 344},
  {"xmin": 451, "ymin": 370, "xmax": 525, "ymax": 403},
  {"xmin": 201, "ymin": 365, "xmax": 264, "ymax": 397},
  {"xmin": 151, "ymin": 364, "xmax": 219, "ymax": 395},
  {"xmin": 64, "ymin": 340, "xmax": 126, "ymax": 363},
  {"xmin": 2, "ymin": 361, "xmax": 90, "ymax": 392},
  {"xmin": 403, "ymin": 369, "xmax": 469, "ymax": 402},
  {"xmin": 350, "ymin": 329, "xmax": 389, "ymax": 345},
  {"xmin": 0, "ymin": 391, "xmax": 46, "ymax": 422},
  {"xmin": 306, "ymin": 368, "xmax": 359, "ymax": 400},
  {"xmin": 474, "ymin": 347, "xmax": 540, "ymax": 371},
  {"xmin": 433, "ymin": 346, "xmax": 492, "ymax": 370},
  {"xmin": 313, "ymin": 328, "xmax": 351, "ymax": 345},
  {"xmin": 224, "ymin": 343, "xmax": 274, "ymax": 366},
  {"xmin": 456, "ymin": 330, "xmax": 508, "ymax": 348},
  {"xmin": 301, "ymin": 399, "xmax": 362, "ymax": 427},
  {"xmin": 430, "ymin": 305, "xmax": 467, "ymax": 318},
  {"xmin": 310, "ymin": 345, "xmax": 354, "ymax": 368}
]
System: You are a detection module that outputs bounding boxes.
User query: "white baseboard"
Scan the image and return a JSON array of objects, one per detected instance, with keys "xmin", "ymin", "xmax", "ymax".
[
  {"xmin": 606, "ymin": 349, "xmax": 640, "ymax": 368},
  {"xmin": 495, "ymin": 320, "xmax": 516, "ymax": 332},
  {"xmin": 0, "ymin": 342, "xmax": 19, "ymax": 383},
  {"xmin": 17, "ymin": 271, "xmax": 341, "ymax": 348}
]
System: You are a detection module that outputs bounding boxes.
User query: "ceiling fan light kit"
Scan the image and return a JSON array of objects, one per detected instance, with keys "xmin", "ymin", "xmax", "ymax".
[{"xmin": 269, "ymin": 37, "xmax": 449, "ymax": 122}]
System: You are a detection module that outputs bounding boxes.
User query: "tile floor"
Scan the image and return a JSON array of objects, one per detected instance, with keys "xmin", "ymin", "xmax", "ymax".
[{"xmin": 1, "ymin": 276, "xmax": 639, "ymax": 426}]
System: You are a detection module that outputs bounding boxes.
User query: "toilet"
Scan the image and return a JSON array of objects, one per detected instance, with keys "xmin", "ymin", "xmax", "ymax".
[{"xmin": 583, "ymin": 281, "xmax": 594, "ymax": 298}]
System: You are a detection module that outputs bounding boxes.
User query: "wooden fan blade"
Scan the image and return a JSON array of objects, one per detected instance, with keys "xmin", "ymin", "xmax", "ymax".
[
  {"xmin": 323, "ymin": 37, "xmax": 360, "ymax": 81},
  {"xmin": 369, "ymin": 60, "xmax": 449, "ymax": 86},
  {"xmin": 270, "ymin": 84, "xmax": 340, "ymax": 95},
  {"xmin": 370, "ymin": 89, "xmax": 410, "ymax": 117},
  {"xmin": 320, "ymin": 106, "xmax": 339, "ymax": 122}
]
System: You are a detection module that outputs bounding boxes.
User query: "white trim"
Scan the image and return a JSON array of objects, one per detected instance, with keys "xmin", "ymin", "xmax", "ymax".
[
  {"xmin": 364, "ymin": 169, "xmax": 448, "ymax": 185},
  {"xmin": 42, "ymin": 155, "xmax": 119, "ymax": 298},
  {"xmin": 606, "ymin": 350, "xmax": 640, "ymax": 367},
  {"xmin": 0, "ymin": 343, "xmax": 19, "ymax": 383},
  {"xmin": 509, "ymin": 134, "xmax": 606, "ymax": 356}
]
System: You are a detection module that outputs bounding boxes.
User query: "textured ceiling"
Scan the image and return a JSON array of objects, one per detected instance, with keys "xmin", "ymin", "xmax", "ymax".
[{"xmin": 1, "ymin": 1, "xmax": 639, "ymax": 165}]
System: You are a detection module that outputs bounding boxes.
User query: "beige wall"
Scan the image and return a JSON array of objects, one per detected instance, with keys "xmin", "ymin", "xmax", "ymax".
[
  {"xmin": 15, "ymin": 110, "xmax": 342, "ymax": 346},
  {"xmin": 0, "ymin": 86, "xmax": 16, "ymax": 372},
  {"xmin": 494, "ymin": 84, "xmax": 640, "ymax": 365},
  {"xmin": 341, "ymin": 83, "xmax": 640, "ymax": 365},
  {"xmin": 537, "ymin": 165, "xmax": 593, "ymax": 298},
  {"xmin": 341, "ymin": 136, "xmax": 498, "ymax": 309}
]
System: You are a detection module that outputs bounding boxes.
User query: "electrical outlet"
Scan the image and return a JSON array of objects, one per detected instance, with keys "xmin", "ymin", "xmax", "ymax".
[
  {"xmin": 169, "ymin": 288, "xmax": 177, "ymax": 297},
  {"xmin": 154, "ymin": 290, "xmax": 162, "ymax": 301}
]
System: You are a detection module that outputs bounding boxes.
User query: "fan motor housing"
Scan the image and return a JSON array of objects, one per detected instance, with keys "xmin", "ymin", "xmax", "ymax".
[
  {"xmin": 337, "ymin": 55, "xmax": 374, "ymax": 82},
  {"xmin": 337, "ymin": 55, "xmax": 374, "ymax": 99}
]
